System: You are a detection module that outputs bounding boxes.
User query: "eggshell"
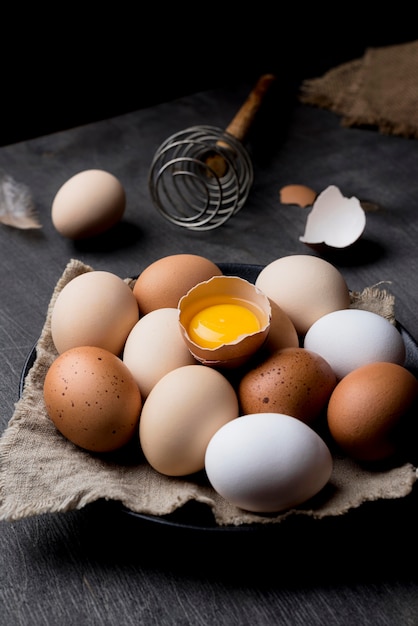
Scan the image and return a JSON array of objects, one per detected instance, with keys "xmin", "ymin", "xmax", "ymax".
[
  {"xmin": 51, "ymin": 270, "xmax": 139, "ymax": 355},
  {"xmin": 139, "ymin": 364, "xmax": 239, "ymax": 476},
  {"xmin": 238, "ymin": 347, "xmax": 337, "ymax": 425},
  {"xmin": 327, "ymin": 362, "xmax": 418, "ymax": 462},
  {"xmin": 122, "ymin": 307, "xmax": 197, "ymax": 399},
  {"xmin": 255, "ymin": 255, "xmax": 350, "ymax": 336},
  {"xmin": 133, "ymin": 254, "xmax": 223, "ymax": 315},
  {"xmin": 205, "ymin": 412, "xmax": 333, "ymax": 513},
  {"xmin": 280, "ymin": 184, "xmax": 317, "ymax": 207},
  {"xmin": 303, "ymin": 309, "xmax": 406, "ymax": 380},
  {"xmin": 300, "ymin": 185, "xmax": 366, "ymax": 249},
  {"xmin": 43, "ymin": 346, "xmax": 142, "ymax": 452},
  {"xmin": 178, "ymin": 275, "xmax": 271, "ymax": 368},
  {"xmin": 51, "ymin": 169, "xmax": 126, "ymax": 239}
]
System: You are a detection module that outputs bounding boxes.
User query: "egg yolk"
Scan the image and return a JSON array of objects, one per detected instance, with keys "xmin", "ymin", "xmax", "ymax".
[{"xmin": 188, "ymin": 303, "xmax": 260, "ymax": 348}]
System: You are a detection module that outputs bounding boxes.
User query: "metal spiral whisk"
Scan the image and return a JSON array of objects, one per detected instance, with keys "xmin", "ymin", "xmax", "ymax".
[
  {"xmin": 148, "ymin": 125, "xmax": 253, "ymax": 231},
  {"xmin": 148, "ymin": 74, "xmax": 276, "ymax": 231}
]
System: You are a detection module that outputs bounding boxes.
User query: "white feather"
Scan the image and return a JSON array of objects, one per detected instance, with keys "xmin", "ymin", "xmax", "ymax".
[{"xmin": 0, "ymin": 171, "xmax": 41, "ymax": 229}]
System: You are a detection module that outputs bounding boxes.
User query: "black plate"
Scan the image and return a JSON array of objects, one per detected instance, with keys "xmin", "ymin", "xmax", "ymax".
[{"xmin": 19, "ymin": 263, "xmax": 418, "ymax": 531}]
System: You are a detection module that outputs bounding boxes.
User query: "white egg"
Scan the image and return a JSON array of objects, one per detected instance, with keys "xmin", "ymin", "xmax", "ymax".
[
  {"xmin": 122, "ymin": 308, "xmax": 196, "ymax": 399},
  {"xmin": 205, "ymin": 412, "xmax": 333, "ymax": 513},
  {"xmin": 303, "ymin": 308, "xmax": 406, "ymax": 380}
]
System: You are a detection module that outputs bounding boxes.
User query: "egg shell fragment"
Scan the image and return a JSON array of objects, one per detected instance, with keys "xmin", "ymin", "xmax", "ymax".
[
  {"xmin": 133, "ymin": 254, "xmax": 223, "ymax": 315},
  {"xmin": 43, "ymin": 346, "xmax": 142, "ymax": 453},
  {"xmin": 122, "ymin": 307, "xmax": 197, "ymax": 399},
  {"xmin": 51, "ymin": 270, "xmax": 139, "ymax": 356},
  {"xmin": 139, "ymin": 364, "xmax": 239, "ymax": 476},
  {"xmin": 51, "ymin": 169, "xmax": 126, "ymax": 239},
  {"xmin": 178, "ymin": 275, "xmax": 271, "ymax": 368},
  {"xmin": 238, "ymin": 347, "xmax": 337, "ymax": 425},
  {"xmin": 255, "ymin": 255, "xmax": 350, "ymax": 336},
  {"xmin": 205, "ymin": 412, "xmax": 333, "ymax": 513},
  {"xmin": 327, "ymin": 362, "xmax": 418, "ymax": 462},
  {"xmin": 303, "ymin": 309, "xmax": 406, "ymax": 380},
  {"xmin": 300, "ymin": 185, "xmax": 366, "ymax": 249}
]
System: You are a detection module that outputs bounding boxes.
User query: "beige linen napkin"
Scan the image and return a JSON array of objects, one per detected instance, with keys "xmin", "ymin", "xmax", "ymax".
[
  {"xmin": 300, "ymin": 40, "xmax": 418, "ymax": 138},
  {"xmin": 0, "ymin": 259, "xmax": 416, "ymax": 526}
]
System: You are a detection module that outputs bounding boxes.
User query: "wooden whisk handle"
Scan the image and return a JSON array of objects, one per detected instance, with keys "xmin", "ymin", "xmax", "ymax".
[{"xmin": 224, "ymin": 73, "xmax": 276, "ymax": 142}]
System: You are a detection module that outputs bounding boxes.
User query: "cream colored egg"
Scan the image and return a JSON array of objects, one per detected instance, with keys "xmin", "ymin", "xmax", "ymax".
[
  {"xmin": 139, "ymin": 364, "xmax": 239, "ymax": 476},
  {"xmin": 255, "ymin": 255, "xmax": 350, "ymax": 336},
  {"xmin": 51, "ymin": 270, "xmax": 139, "ymax": 355},
  {"xmin": 51, "ymin": 169, "xmax": 126, "ymax": 239},
  {"xmin": 122, "ymin": 307, "xmax": 197, "ymax": 399}
]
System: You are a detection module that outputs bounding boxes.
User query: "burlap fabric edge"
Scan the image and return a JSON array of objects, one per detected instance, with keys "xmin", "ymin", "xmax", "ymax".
[{"xmin": 0, "ymin": 258, "xmax": 416, "ymax": 526}]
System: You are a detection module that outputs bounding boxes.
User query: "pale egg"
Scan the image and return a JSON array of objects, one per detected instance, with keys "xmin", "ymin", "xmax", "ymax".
[
  {"xmin": 51, "ymin": 169, "xmax": 126, "ymax": 239},
  {"xmin": 51, "ymin": 270, "xmax": 139, "ymax": 355},
  {"xmin": 205, "ymin": 412, "xmax": 333, "ymax": 513},
  {"xmin": 303, "ymin": 309, "xmax": 406, "ymax": 380},
  {"xmin": 122, "ymin": 307, "xmax": 197, "ymax": 399},
  {"xmin": 139, "ymin": 364, "xmax": 239, "ymax": 476},
  {"xmin": 255, "ymin": 255, "xmax": 350, "ymax": 336}
]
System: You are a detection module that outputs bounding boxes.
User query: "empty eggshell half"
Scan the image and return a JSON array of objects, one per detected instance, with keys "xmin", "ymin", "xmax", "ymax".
[
  {"xmin": 299, "ymin": 185, "xmax": 366, "ymax": 249},
  {"xmin": 178, "ymin": 275, "xmax": 271, "ymax": 368}
]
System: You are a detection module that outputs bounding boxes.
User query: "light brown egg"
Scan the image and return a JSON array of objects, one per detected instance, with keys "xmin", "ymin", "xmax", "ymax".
[
  {"xmin": 133, "ymin": 254, "xmax": 223, "ymax": 315},
  {"xmin": 327, "ymin": 361, "xmax": 418, "ymax": 462},
  {"xmin": 51, "ymin": 169, "xmax": 126, "ymax": 239},
  {"xmin": 43, "ymin": 346, "xmax": 142, "ymax": 452},
  {"xmin": 51, "ymin": 270, "xmax": 139, "ymax": 356},
  {"xmin": 238, "ymin": 347, "xmax": 337, "ymax": 425},
  {"xmin": 280, "ymin": 184, "xmax": 317, "ymax": 208}
]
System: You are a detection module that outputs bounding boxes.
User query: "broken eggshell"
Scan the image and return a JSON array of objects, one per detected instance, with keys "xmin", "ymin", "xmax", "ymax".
[
  {"xmin": 178, "ymin": 275, "xmax": 271, "ymax": 368},
  {"xmin": 280, "ymin": 184, "xmax": 317, "ymax": 208},
  {"xmin": 299, "ymin": 185, "xmax": 366, "ymax": 249}
]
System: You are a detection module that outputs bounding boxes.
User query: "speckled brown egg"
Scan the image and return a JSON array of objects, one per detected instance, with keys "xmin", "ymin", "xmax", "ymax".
[
  {"xmin": 238, "ymin": 347, "xmax": 337, "ymax": 425},
  {"xmin": 327, "ymin": 361, "xmax": 418, "ymax": 462},
  {"xmin": 133, "ymin": 254, "xmax": 223, "ymax": 315},
  {"xmin": 43, "ymin": 346, "xmax": 142, "ymax": 452}
]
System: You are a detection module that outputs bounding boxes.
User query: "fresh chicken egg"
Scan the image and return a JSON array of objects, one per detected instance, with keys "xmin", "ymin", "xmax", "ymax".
[
  {"xmin": 122, "ymin": 307, "xmax": 197, "ymax": 399},
  {"xmin": 133, "ymin": 253, "xmax": 223, "ymax": 315},
  {"xmin": 205, "ymin": 412, "xmax": 333, "ymax": 513},
  {"xmin": 327, "ymin": 361, "xmax": 418, "ymax": 462},
  {"xmin": 51, "ymin": 169, "xmax": 126, "ymax": 239},
  {"xmin": 50, "ymin": 270, "xmax": 139, "ymax": 356},
  {"xmin": 255, "ymin": 255, "xmax": 350, "ymax": 336},
  {"xmin": 139, "ymin": 364, "xmax": 239, "ymax": 476},
  {"xmin": 43, "ymin": 346, "xmax": 142, "ymax": 452},
  {"xmin": 303, "ymin": 309, "xmax": 406, "ymax": 380},
  {"xmin": 238, "ymin": 347, "xmax": 337, "ymax": 425}
]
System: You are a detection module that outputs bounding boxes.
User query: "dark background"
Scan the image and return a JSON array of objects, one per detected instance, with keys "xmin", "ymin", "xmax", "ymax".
[{"xmin": 1, "ymin": 8, "xmax": 416, "ymax": 147}]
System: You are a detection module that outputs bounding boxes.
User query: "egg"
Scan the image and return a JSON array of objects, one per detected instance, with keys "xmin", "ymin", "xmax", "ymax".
[
  {"xmin": 133, "ymin": 254, "xmax": 223, "ymax": 315},
  {"xmin": 303, "ymin": 309, "xmax": 406, "ymax": 379},
  {"xmin": 139, "ymin": 364, "xmax": 239, "ymax": 476},
  {"xmin": 178, "ymin": 275, "xmax": 271, "ymax": 368},
  {"xmin": 51, "ymin": 169, "xmax": 126, "ymax": 239},
  {"xmin": 255, "ymin": 255, "xmax": 350, "ymax": 336},
  {"xmin": 51, "ymin": 270, "xmax": 139, "ymax": 355},
  {"xmin": 43, "ymin": 346, "xmax": 142, "ymax": 452},
  {"xmin": 205, "ymin": 412, "xmax": 333, "ymax": 513},
  {"xmin": 327, "ymin": 362, "xmax": 418, "ymax": 462},
  {"xmin": 122, "ymin": 307, "xmax": 197, "ymax": 399},
  {"xmin": 238, "ymin": 347, "xmax": 337, "ymax": 425}
]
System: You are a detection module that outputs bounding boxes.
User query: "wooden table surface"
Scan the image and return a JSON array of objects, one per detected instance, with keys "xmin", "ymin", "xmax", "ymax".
[{"xmin": 1, "ymin": 77, "xmax": 418, "ymax": 625}]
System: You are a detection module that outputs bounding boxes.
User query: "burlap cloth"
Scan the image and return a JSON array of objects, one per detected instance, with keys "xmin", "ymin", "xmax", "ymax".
[
  {"xmin": 299, "ymin": 40, "xmax": 418, "ymax": 139},
  {"xmin": 0, "ymin": 259, "xmax": 416, "ymax": 526}
]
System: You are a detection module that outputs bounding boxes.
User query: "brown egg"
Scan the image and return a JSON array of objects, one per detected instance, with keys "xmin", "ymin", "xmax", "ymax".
[
  {"xmin": 133, "ymin": 254, "xmax": 223, "ymax": 315},
  {"xmin": 238, "ymin": 347, "xmax": 337, "ymax": 425},
  {"xmin": 280, "ymin": 184, "xmax": 317, "ymax": 208},
  {"xmin": 43, "ymin": 346, "xmax": 142, "ymax": 452},
  {"xmin": 327, "ymin": 361, "xmax": 418, "ymax": 462}
]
